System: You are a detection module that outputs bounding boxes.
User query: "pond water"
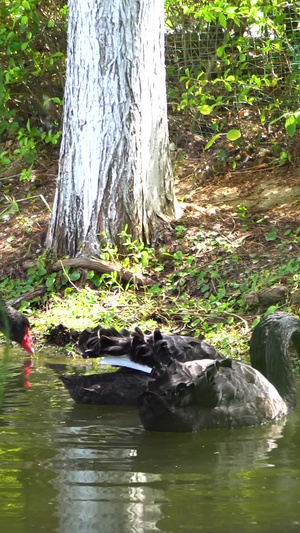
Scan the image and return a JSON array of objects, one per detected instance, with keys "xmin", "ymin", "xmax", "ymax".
[{"xmin": 1, "ymin": 350, "xmax": 300, "ymax": 533}]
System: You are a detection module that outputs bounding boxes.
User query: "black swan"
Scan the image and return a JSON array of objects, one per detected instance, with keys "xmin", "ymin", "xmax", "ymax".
[
  {"xmin": 61, "ymin": 327, "xmax": 223, "ymax": 405},
  {"xmin": 60, "ymin": 312, "xmax": 300, "ymax": 432},
  {"xmin": 139, "ymin": 312, "xmax": 300, "ymax": 431},
  {"xmin": 0, "ymin": 301, "xmax": 34, "ymax": 354}
]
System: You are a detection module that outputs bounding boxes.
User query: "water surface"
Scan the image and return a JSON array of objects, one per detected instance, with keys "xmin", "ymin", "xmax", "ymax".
[{"xmin": 0, "ymin": 350, "xmax": 300, "ymax": 533}]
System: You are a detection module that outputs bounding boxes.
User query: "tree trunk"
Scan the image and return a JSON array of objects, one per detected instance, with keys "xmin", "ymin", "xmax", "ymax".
[{"xmin": 46, "ymin": 0, "xmax": 180, "ymax": 256}]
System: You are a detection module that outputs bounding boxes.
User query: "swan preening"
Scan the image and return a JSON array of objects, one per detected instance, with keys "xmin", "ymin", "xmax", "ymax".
[
  {"xmin": 61, "ymin": 326, "xmax": 224, "ymax": 406},
  {"xmin": 1, "ymin": 297, "xmax": 298, "ymax": 433},
  {"xmin": 61, "ymin": 312, "xmax": 300, "ymax": 432}
]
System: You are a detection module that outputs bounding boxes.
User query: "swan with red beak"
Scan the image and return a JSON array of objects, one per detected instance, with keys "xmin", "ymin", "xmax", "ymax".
[{"xmin": 0, "ymin": 302, "xmax": 34, "ymax": 354}]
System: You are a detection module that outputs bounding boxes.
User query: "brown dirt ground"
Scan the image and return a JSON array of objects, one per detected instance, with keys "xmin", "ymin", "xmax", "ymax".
[
  {"xmin": 1, "ymin": 122, "xmax": 300, "ymax": 293},
  {"xmin": 0, "ymin": 151, "xmax": 57, "ymax": 278}
]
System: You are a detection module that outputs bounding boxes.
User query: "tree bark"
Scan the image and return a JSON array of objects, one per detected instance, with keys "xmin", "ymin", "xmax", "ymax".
[{"xmin": 46, "ymin": 0, "xmax": 180, "ymax": 257}]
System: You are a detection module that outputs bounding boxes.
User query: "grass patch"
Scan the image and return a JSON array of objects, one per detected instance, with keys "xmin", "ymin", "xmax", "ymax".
[{"xmin": 1, "ymin": 221, "xmax": 300, "ymax": 361}]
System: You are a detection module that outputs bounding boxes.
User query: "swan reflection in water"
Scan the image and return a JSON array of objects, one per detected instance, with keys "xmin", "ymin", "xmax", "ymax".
[{"xmin": 49, "ymin": 404, "xmax": 291, "ymax": 533}]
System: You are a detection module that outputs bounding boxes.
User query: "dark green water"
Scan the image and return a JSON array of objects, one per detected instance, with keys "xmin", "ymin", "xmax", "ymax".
[{"xmin": 1, "ymin": 352, "xmax": 300, "ymax": 533}]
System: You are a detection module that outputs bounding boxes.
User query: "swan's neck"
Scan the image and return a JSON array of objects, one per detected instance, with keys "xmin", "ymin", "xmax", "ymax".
[
  {"xmin": 250, "ymin": 319, "xmax": 299, "ymax": 408},
  {"xmin": 265, "ymin": 338, "xmax": 296, "ymax": 407},
  {"xmin": 0, "ymin": 301, "xmax": 9, "ymax": 337}
]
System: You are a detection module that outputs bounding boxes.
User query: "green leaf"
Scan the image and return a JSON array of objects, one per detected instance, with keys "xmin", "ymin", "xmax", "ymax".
[
  {"xmin": 198, "ymin": 104, "xmax": 213, "ymax": 115},
  {"xmin": 218, "ymin": 148, "xmax": 227, "ymax": 160},
  {"xmin": 205, "ymin": 133, "xmax": 221, "ymax": 150},
  {"xmin": 141, "ymin": 251, "xmax": 149, "ymax": 267},
  {"xmin": 279, "ymin": 151, "xmax": 288, "ymax": 164},
  {"xmin": 22, "ymin": 0, "xmax": 30, "ymax": 9},
  {"xmin": 173, "ymin": 251, "xmax": 183, "ymax": 260},
  {"xmin": 294, "ymin": 110, "xmax": 300, "ymax": 123},
  {"xmin": 218, "ymin": 13, "xmax": 227, "ymax": 28},
  {"xmin": 266, "ymin": 305, "xmax": 279, "ymax": 315},
  {"xmin": 50, "ymin": 97, "xmax": 63, "ymax": 104},
  {"xmin": 216, "ymin": 45, "xmax": 225, "ymax": 58},
  {"xmin": 226, "ymin": 129, "xmax": 241, "ymax": 141},
  {"xmin": 285, "ymin": 115, "xmax": 296, "ymax": 137},
  {"xmin": 46, "ymin": 276, "xmax": 55, "ymax": 288},
  {"xmin": 69, "ymin": 271, "xmax": 81, "ymax": 281},
  {"xmin": 21, "ymin": 15, "xmax": 28, "ymax": 27},
  {"xmin": 201, "ymin": 284, "xmax": 210, "ymax": 293},
  {"xmin": 37, "ymin": 266, "xmax": 47, "ymax": 276},
  {"xmin": 265, "ymin": 228, "xmax": 278, "ymax": 241}
]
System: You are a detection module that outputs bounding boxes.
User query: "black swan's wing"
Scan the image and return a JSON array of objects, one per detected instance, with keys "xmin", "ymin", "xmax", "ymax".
[
  {"xmin": 79, "ymin": 325, "xmax": 224, "ymax": 366},
  {"xmin": 147, "ymin": 358, "xmax": 233, "ymax": 408},
  {"xmin": 62, "ymin": 327, "xmax": 224, "ymax": 406},
  {"xmin": 138, "ymin": 358, "xmax": 288, "ymax": 432},
  {"xmin": 79, "ymin": 326, "xmax": 132, "ymax": 357},
  {"xmin": 60, "ymin": 368, "xmax": 150, "ymax": 406}
]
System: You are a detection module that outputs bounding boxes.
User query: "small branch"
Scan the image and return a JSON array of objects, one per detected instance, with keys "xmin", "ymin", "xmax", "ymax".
[
  {"xmin": 223, "ymin": 312, "xmax": 249, "ymax": 335},
  {"xmin": 40, "ymin": 194, "xmax": 52, "ymax": 212},
  {"xmin": 50, "ymin": 257, "xmax": 154, "ymax": 286},
  {"xmin": 0, "ymin": 174, "xmax": 22, "ymax": 180},
  {"xmin": 59, "ymin": 261, "xmax": 80, "ymax": 292},
  {"xmin": 8, "ymin": 287, "xmax": 47, "ymax": 307}
]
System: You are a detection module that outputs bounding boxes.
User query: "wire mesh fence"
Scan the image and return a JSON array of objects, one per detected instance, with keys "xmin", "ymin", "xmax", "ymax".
[{"xmin": 165, "ymin": 2, "xmax": 300, "ymax": 115}]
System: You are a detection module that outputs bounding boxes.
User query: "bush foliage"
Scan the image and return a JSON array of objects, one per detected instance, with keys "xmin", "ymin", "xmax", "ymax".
[
  {"xmin": 0, "ymin": 0, "xmax": 67, "ymax": 174},
  {"xmin": 1, "ymin": 0, "xmax": 300, "ymax": 175}
]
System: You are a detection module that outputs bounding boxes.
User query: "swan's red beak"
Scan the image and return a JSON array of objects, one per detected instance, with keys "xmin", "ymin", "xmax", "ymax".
[{"xmin": 21, "ymin": 328, "xmax": 34, "ymax": 354}]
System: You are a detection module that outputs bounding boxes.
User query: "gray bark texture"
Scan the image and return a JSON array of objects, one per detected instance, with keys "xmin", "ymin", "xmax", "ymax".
[{"xmin": 46, "ymin": 0, "xmax": 179, "ymax": 256}]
